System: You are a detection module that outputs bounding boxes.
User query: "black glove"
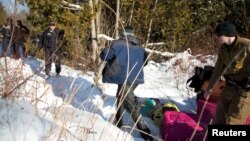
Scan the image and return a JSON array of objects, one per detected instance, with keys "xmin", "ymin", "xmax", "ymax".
[{"xmin": 197, "ymin": 89, "xmax": 205, "ymax": 100}]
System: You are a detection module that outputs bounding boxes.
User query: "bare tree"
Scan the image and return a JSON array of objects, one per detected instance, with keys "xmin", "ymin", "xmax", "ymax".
[
  {"xmin": 95, "ymin": 0, "xmax": 101, "ymax": 36},
  {"xmin": 89, "ymin": 0, "xmax": 98, "ymax": 63},
  {"xmin": 145, "ymin": 0, "xmax": 158, "ymax": 48},
  {"xmin": 115, "ymin": 0, "xmax": 120, "ymax": 39}
]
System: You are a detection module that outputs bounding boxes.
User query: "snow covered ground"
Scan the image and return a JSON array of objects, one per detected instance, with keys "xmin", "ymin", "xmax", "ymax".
[{"xmin": 0, "ymin": 50, "xmax": 216, "ymax": 141}]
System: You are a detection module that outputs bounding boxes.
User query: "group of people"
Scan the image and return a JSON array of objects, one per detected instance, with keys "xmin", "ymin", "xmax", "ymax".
[
  {"xmin": 2, "ymin": 17, "xmax": 250, "ymax": 140},
  {"xmin": 100, "ymin": 22, "xmax": 250, "ymax": 141},
  {"xmin": 0, "ymin": 18, "xmax": 29, "ymax": 58},
  {"xmin": 0, "ymin": 18, "xmax": 65, "ymax": 79}
]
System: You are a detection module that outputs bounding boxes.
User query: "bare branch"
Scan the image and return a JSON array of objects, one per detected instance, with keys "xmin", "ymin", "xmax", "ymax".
[{"xmin": 97, "ymin": 34, "xmax": 175, "ymax": 57}]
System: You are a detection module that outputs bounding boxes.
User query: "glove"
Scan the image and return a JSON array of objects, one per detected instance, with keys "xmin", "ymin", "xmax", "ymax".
[
  {"xmin": 203, "ymin": 89, "xmax": 212, "ymax": 100},
  {"xmin": 197, "ymin": 89, "xmax": 205, "ymax": 100}
]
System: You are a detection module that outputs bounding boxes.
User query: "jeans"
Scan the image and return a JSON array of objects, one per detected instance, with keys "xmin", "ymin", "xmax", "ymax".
[
  {"xmin": 115, "ymin": 84, "xmax": 152, "ymax": 140},
  {"xmin": 0, "ymin": 37, "xmax": 10, "ymax": 56}
]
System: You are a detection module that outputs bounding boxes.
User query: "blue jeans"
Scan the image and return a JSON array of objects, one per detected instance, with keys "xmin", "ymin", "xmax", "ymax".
[
  {"xmin": 15, "ymin": 40, "xmax": 25, "ymax": 58},
  {"xmin": 115, "ymin": 84, "xmax": 152, "ymax": 140},
  {"xmin": 0, "ymin": 37, "xmax": 10, "ymax": 56},
  {"xmin": 7, "ymin": 40, "xmax": 25, "ymax": 58}
]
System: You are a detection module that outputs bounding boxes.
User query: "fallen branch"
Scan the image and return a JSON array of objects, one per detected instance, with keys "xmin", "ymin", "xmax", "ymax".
[
  {"xmin": 97, "ymin": 34, "xmax": 175, "ymax": 57},
  {"xmin": 61, "ymin": 0, "xmax": 83, "ymax": 10}
]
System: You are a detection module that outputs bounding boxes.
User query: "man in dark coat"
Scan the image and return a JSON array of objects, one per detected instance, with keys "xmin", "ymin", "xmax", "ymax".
[
  {"xmin": 40, "ymin": 22, "xmax": 64, "ymax": 78},
  {"xmin": 100, "ymin": 26, "xmax": 153, "ymax": 141},
  {"xmin": 204, "ymin": 21, "xmax": 250, "ymax": 124},
  {"xmin": 0, "ymin": 18, "xmax": 12, "ymax": 57},
  {"xmin": 12, "ymin": 20, "xmax": 30, "ymax": 59}
]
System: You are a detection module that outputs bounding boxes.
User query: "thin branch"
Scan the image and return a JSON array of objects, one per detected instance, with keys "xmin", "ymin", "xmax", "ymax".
[
  {"xmin": 128, "ymin": 0, "xmax": 135, "ymax": 25},
  {"xmin": 145, "ymin": 0, "xmax": 158, "ymax": 48},
  {"xmin": 97, "ymin": 34, "xmax": 175, "ymax": 57}
]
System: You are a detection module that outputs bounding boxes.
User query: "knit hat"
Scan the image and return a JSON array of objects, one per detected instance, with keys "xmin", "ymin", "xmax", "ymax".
[
  {"xmin": 215, "ymin": 21, "xmax": 237, "ymax": 37},
  {"xmin": 48, "ymin": 21, "xmax": 55, "ymax": 26},
  {"xmin": 124, "ymin": 26, "xmax": 134, "ymax": 34}
]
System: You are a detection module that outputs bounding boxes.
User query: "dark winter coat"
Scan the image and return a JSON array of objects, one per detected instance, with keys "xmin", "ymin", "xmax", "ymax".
[
  {"xmin": 12, "ymin": 25, "xmax": 29, "ymax": 42},
  {"xmin": 100, "ymin": 34, "xmax": 148, "ymax": 85},
  {"xmin": 206, "ymin": 36, "xmax": 250, "ymax": 124},
  {"xmin": 207, "ymin": 36, "xmax": 250, "ymax": 91},
  {"xmin": 0, "ymin": 24, "xmax": 12, "ymax": 38},
  {"xmin": 40, "ymin": 28, "xmax": 64, "ymax": 49}
]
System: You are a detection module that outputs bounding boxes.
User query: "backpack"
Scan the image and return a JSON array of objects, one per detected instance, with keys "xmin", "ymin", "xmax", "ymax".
[
  {"xmin": 140, "ymin": 98, "xmax": 159, "ymax": 117},
  {"xmin": 152, "ymin": 102, "xmax": 179, "ymax": 127},
  {"xmin": 160, "ymin": 99, "xmax": 217, "ymax": 141},
  {"xmin": 186, "ymin": 65, "xmax": 214, "ymax": 92},
  {"xmin": 160, "ymin": 111, "xmax": 205, "ymax": 141}
]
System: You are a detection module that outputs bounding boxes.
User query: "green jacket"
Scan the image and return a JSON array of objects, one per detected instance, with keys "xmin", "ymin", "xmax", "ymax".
[{"xmin": 207, "ymin": 36, "xmax": 250, "ymax": 91}]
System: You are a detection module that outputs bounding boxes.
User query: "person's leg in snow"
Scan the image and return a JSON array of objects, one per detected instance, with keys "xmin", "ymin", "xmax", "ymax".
[
  {"xmin": 54, "ymin": 52, "xmax": 61, "ymax": 76},
  {"xmin": 115, "ymin": 84, "xmax": 153, "ymax": 141},
  {"xmin": 45, "ymin": 48, "xmax": 53, "ymax": 78}
]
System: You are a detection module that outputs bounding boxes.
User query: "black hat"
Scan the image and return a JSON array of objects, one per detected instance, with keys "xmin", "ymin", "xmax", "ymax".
[
  {"xmin": 215, "ymin": 21, "xmax": 237, "ymax": 37},
  {"xmin": 17, "ymin": 20, "xmax": 22, "ymax": 26},
  {"xmin": 48, "ymin": 22, "xmax": 55, "ymax": 26},
  {"xmin": 124, "ymin": 26, "xmax": 134, "ymax": 34}
]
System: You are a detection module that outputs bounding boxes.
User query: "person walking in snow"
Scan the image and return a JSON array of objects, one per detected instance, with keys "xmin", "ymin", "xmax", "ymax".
[
  {"xmin": 100, "ymin": 26, "xmax": 153, "ymax": 141},
  {"xmin": 0, "ymin": 18, "xmax": 13, "ymax": 57},
  {"xmin": 40, "ymin": 22, "xmax": 64, "ymax": 78},
  {"xmin": 204, "ymin": 21, "xmax": 250, "ymax": 124},
  {"xmin": 10, "ymin": 20, "xmax": 30, "ymax": 59}
]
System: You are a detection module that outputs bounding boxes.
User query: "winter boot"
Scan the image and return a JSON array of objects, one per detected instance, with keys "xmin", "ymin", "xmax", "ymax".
[
  {"xmin": 137, "ymin": 121, "xmax": 153, "ymax": 141},
  {"xmin": 45, "ymin": 72, "xmax": 51, "ymax": 79},
  {"xmin": 140, "ymin": 128, "xmax": 153, "ymax": 141}
]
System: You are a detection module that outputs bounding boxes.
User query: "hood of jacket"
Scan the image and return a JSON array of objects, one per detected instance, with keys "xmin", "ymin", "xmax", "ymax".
[{"xmin": 119, "ymin": 34, "xmax": 140, "ymax": 45}]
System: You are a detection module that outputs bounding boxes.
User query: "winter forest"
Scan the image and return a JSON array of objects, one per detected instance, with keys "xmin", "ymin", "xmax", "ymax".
[{"xmin": 1, "ymin": 0, "xmax": 250, "ymax": 141}]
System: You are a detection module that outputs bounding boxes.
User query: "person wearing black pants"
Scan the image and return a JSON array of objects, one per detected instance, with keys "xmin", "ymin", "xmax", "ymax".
[
  {"xmin": 116, "ymin": 84, "xmax": 151, "ymax": 140},
  {"xmin": 40, "ymin": 22, "xmax": 64, "ymax": 78},
  {"xmin": 100, "ymin": 26, "xmax": 152, "ymax": 141}
]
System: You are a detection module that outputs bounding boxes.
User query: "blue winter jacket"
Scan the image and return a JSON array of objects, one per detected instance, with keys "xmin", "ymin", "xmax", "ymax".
[{"xmin": 100, "ymin": 35, "xmax": 148, "ymax": 85}]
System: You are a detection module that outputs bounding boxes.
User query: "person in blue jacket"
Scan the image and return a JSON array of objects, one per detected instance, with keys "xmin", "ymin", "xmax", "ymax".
[{"xmin": 100, "ymin": 26, "xmax": 152, "ymax": 141}]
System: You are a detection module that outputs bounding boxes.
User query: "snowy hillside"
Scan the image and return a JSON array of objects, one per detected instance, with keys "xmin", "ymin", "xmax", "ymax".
[{"xmin": 0, "ymin": 50, "xmax": 216, "ymax": 141}]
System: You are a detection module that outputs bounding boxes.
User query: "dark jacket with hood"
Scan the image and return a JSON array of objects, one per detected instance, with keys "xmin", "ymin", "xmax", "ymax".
[
  {"xmin": 12, "ymin": 21, "xmax": 29, "ymax": 42},
  {"xmin": 207, "ymin": 36, "xmax": 250, "ymax": 91},
  {"xmin": 100, "ymin": 34, "xmax": 148, "ymax": 85}
]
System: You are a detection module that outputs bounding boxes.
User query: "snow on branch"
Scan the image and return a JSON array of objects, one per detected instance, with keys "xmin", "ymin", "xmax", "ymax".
[
  {"xmin": 97, "ymin": 34, "xmax": 114, "ymax": 41},
  {"xmin": 97, "ymin": 34, "xmax": 176, "ymax": 57},
  {"xmin": 61, "ymin": 0, "xmax": 83, "ymax": 10},
  {"xmin": 145, "ymin": 48, "xmax": 175, "ymax": 57}
]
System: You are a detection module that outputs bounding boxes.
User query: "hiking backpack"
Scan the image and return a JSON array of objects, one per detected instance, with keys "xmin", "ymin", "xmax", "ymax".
[{"xmin": 160, "ymin": 99, "xmax": 217, "ymax": 141}]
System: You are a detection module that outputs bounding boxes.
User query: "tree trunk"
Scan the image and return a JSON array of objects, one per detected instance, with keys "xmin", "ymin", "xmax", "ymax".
[
  {"xmin": 89, "ymin": 0, "xmax": 98, "ymax": 63},
  {"xmin": 115, "ymin": 0, "xmax": 120, "ymax": 39},
  {"xmin": 95, "ymin": 0, "xmax": 100, "ymax": 36},
  {"xmin": 129, "ymin": 0, "xmax": 135, "ymax": 25}
]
